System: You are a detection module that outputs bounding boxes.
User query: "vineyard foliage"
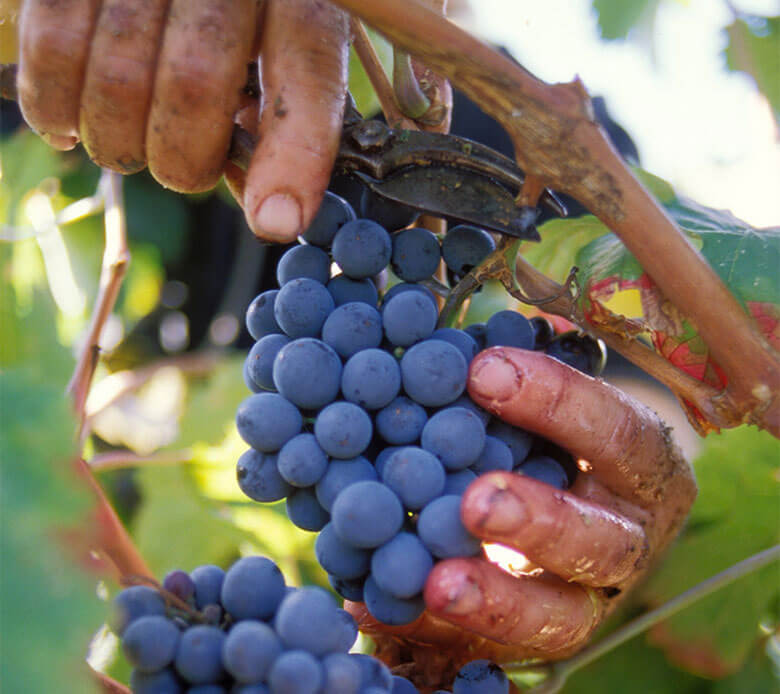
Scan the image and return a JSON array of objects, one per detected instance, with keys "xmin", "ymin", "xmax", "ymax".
[{"xmin": 0, "ymin": 1, "xmax": 778, "ymax": 692}]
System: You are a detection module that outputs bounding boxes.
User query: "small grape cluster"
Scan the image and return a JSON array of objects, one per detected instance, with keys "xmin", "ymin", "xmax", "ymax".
[
  {"xmin": 109, "ymin": 554, "xmax": 429, "ymax": 693},
  {"xmin": 238, "ymin": 192, "xmax": 604, "ymax": 627}
]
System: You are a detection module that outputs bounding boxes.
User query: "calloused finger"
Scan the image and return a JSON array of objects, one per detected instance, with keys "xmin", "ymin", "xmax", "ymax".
[
  {"xmin": 468, "ymin": 348, "xmax": 695, "ymax": 507},
  {"xmin": 462, "ymin": 472, "xmax": 647, "ymax": 587},
  {"xmin": 79, "ymin": 0, "xmax": 170, "ymax": 172},
  {"xmin": 244, "ymin": 0, "xmax": 349, "ymax": 242},
  {"xmin": 424, "ymin": 558, "xmax": 602, "ymax": 658},
  {"xmin": 146, "ymin": 0, "xmax": 257, "ymax": 192},
  {"xmin": 18, "ymin": 0, "xmax": 100, "ymax": 142}
]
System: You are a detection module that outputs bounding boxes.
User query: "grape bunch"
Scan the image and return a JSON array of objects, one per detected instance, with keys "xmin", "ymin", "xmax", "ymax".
[
  {"xmin": 238, "ymin": 192, "xmax": 605, "ymax": 627},
  {"xmin": 109, "ymin": 554, "xmax": 428, "ymax": 693}
]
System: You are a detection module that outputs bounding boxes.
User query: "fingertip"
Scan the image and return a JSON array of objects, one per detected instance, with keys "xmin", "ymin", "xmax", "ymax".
[
  {"xmin": 424, "ymin": 559, "xmax": 484, "ymax": 616},
  {"xmin": 249, "ymin": 191, "xmax": 302, "ymax": 242},
  {"xmin": 461, "ymin": 472, "xmax": 525, "ymax": 538},
  {"xmin": 467, "ymin": 347, "xmax": 525, "ymax": 408},
  {"xmin": 41, "ymin": 132, "xmax": 79, "ymax": 151}
]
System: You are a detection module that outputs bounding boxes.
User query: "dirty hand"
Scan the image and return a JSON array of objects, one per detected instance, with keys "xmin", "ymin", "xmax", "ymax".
[
  {"xmin": 17, "ymin": 0, "xmax": 348, "ymax": 242},
  {"xmin": 349, "ymin": 347, "xmax": 697, "ymax": 680}
]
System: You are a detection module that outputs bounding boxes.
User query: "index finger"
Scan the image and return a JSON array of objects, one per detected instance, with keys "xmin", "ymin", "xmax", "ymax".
[{"xmin": 468, "ymin": 347, "xmax": 691, "ymax": 507}]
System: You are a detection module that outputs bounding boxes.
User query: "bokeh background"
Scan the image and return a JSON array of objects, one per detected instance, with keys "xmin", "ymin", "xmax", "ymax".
[{"xmin": 1, "ymin": 1, "xmax": 778, "ymax": 692}]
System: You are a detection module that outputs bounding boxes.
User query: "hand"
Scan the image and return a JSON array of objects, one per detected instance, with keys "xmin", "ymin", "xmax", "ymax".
[
  {"xmin": 348, "ymin": 347, "xmax": 697, "ymax": 686},
  {"xmin": 16, "ymin": 0, "xmax": 349, "ymax": 242}
]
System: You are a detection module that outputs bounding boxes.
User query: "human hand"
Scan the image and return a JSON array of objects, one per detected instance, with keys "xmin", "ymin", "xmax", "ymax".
[
  {"xmin": 348, "ymin": 347, "xmax": 697, "ymax": 685},
  {"xmin": 16, "ymin": 0, "xmax": 349, "ymax": 242}
]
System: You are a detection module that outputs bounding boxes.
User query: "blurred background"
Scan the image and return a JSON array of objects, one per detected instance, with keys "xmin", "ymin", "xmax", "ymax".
[{"xmin": 1, "ymin": 1, "xmax": 778, "ymax": 692}]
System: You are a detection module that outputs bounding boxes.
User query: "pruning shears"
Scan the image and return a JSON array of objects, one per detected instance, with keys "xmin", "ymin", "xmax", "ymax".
[{"xmin": 229, "ymin": 98, "xmax": 566, "ymax": 240}]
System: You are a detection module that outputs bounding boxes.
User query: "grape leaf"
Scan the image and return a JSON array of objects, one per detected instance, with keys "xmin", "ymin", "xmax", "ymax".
[
  {"xmin": 0, "ymin": 279, "xmax": 103, "ymax": 693},
  {"xmin": 639, "ymin": 426, "xmax": 780, "ymax": 678},
  {"xmin": 592, "ymin": 0, "xmax": 659, "ymax": 41},
  {"xmin": 724, "ymin": 16, "xmax": 780, "ymax": 119}
]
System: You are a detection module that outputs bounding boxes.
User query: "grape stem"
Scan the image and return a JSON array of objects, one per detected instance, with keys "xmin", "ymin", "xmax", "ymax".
[
  {"xmin": 88, "ymin": 448, "xmax": 195, "ymax": 472},
  {"xmin": 67, "ymin": 170, "xmax": 130, "ymax": 442},
  {"xmin": 506, "ymin": 544, "xmax": 780, "ymax": 692},
  {"xmin": 90, "ymin": 668, "xmax": 131, "ymax": 694},
  {"xmin": 332, "ymin": 0, "xmax": 780, "ymax": 436}
]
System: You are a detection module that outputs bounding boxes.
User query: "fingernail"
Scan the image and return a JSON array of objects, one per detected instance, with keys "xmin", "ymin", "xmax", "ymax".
[
  {"xmin": 468, "ymin": 350, "xmax": 522, "ymax": 403},
  {"xmin": 41, "ymin": 132, "xmax": 78, "ymax": 151},
  {"xmin": 444, "ymin": 575, "xmax": 483, "ymax": 615},
  {"xmin": 479, "ymin": 487, "xmax": 526, "ymax": 535},
  {"xmin": 254, "ymin": 193, "xmax": 302, "ymax": 241}
]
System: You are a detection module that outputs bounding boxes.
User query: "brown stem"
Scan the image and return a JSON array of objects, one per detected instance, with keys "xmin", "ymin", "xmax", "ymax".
[
  {"xmin": 91, "ymin": 668, "xmax": 131, "ymax": 694},
  {"xmin": 89, "ymin": 448, "xmax": 194, "ymax": 472},
  {"xmin": 67, "ymin": 171, "xmax": 129, "ymax": 437},
  {"xmin": 350, "ymin": 18, "xmax": 415, "ymax": 129},
  {"xmin": 77, "ymin": 458, "xmax": 153, "ymax": 580},
  {"xmin": 330, "ymin": 0, "xmax": 780, "ymax": 435}
]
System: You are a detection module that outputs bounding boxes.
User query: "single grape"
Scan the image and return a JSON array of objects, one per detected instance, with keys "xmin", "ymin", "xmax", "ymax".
[
  {"xmin": 243, "ymin": 356, "xmax": 262, "ymax": 393},
  {"xmin": 189, "ymin": 565, "xmax": 224, "ymax": 609},
  {"xmin": 268, "ymin": 649, "xmax": 324, "ymax": 694},
  {"xmin": 108, "ymin": 585, "xmax": 166, "ymax": 636},
  {"xmin": 485, "ymin": 310, "xmax": 534, "ymax": 350},
  {"xmin": 450, "ymin": 395, "xmax": 491, "ymax": 427},
  {"xmin": 315, "ymin": 523, "xmax": 372, "ymax": 579},
  {"xmin": 327, "ymin": 274, "xmax": 378, "ymax": 307},
  {"xmin": 332, "ymin": 219, "xmax": 392, "ymax": 279},
  {"xmin": 246, "ymin": 290, "xmax": 282, "ymax": 341},
  {"xmin": 443, "ymin": 468, "xmax": 478, "ymax": 496},
  {"xmin": 321, "ymin": 302, "xmax": 383, "ymax": 359},
  {"xmin": 360, "ymin": 190, "xmax": 419, "ymax": 231},
  {"xmin": 129, "ymin": 668, "xmax": 182, "ymax": 694},
  {"xmin": 341, "ymin": 348, "xmax": 401, "ymax": 410},
  {"xmin": 391, "ymin": 226, "xmax": 441, "ymax": 281},
  {"xmin": 220, "ymin": 556, "xmax": 286, "ymax": 621},
  {"xmin": 187, "ymin": 686, "xmax": 227, "ymax": 694},
  {"xmin": 517, "ymin": 455, "xmax": 569, "ymax": 489},
  {"xmin": 221, "ymin": 620, "xmax": 282, "ymax": 683},
  {"xmin": 235, "ymin": 393, "xmax": 302, "ymax": 453},
  {"xmin": 321, "ymin": 652, "xmax": 362, "ymax": 694},
  {"xmin": 122, "ymin": 615, "xmax": 180, "ymax": 673},
  {"xmin": 277, "ymin": 433, "xmax": 329, "ymax": 488},
  {"xmin": 375, "ymin": 396, "xmax": 428, "ymax": 445},
  {"xmin": 381, "ymin": 282, "xmax": 437, "ymax": 309},
  {"xmin": 232, "ymin": 685, "xmax": 269, "ymax": 694},
  {"xmin": 333, "ymin": 607, "xmax": 359, "ymax": 652},
  {"xmin": 441, "ymin": 225, "xmax": 496, "ymax": 275},
  {"xmin": 274, "ymin": 587, "xmax": 349, "ymax": 655},
  {"xmin": 302, "ymin": 190, "xmax": 357, "ymax": 247},
  {"xmin": 163, "ymin": 570, "xmax": 195, "ymax": 603},
  {"xmin": 329, "ymin": 173, "xmax": 366, "ymax": 212},
  {"xmin": 276, "ymin": 244, "xmax": 331, "ymax": 286},
  {"xmin": 530, "ymin": 315, "xmax": 555, "ymax": 349},
  {"xmin": 245, "ymin": 334, "xmax": 290, "ymax": 391},
  {"xmin": 237, "ymin": 449, "xmax": 292, "ymax": 503},
  {"xmin": 174, "ymin": 625, "xmax": 226, "ymax": 685},
  {"xmin": 486, "ymin": 421, "xmax": 533, "ymax": 467},
  {"xmin": 430, "ymin": 328, "xmax": 479, "ymax": 364},
  {"xmin": 382, "ymin": 447, "xmax": 446, "ymax": 511},
  {"xmin": 418, "ymin": 495, "xmax": 481, "ymax": 559},
  {"xmin": 314, "ymin": 456, "xmax": 377, "ymax": 512},
  {"xmin": 453, "ymin": 660, "xmax": 509, "ymax": 694},
  {"xmin": 328, "ymin": 574, "xmax": 365, "ymax": 602},
  {"xmin": 286, "ymin": 487, "xmax": 330, "ymax": 531},
  {"xmin": 383, "ymin": 291, "xmax": 438, "ymax": 347},
  {"xmin": 274, "ymin": 278, "xmax": 335, "ymax": 338},
  {"xmin": 392, "ymin": 676, "xmax": 421, "ymax": 694},
  {"xmin": 363, "ymin": 576, "xmax": 425, "ymax": 626},
  {"xmin": 271, "ymin": 338, "xmax": 342, "ymax": 410},
  {"xmin": 352, "ymin": 653, "xmax": 394, "ymax": 690},
  {"xmin": 464, "ymin": 322, "xmax": 487, "ymax": 350},
  {"xmin": 314, "ymin": 402, "xmax": 373, "ymax": 459},
  {"xmin": 545, "ymin": 331, "xmax": 607, "ymax": 377},
  {"xmin": 371, "ymin": 532, "xmax": 433, "ymax": 599},
  {"xmin": 470, "ymin": 436, "xmax": 513, "ymax": 474},
  {"xmin": 421, "ymin": 407, "xmax": 487, "ymax": 470},
  {"xmin": 400, "ymin": 340, "xmax": 468, "ymax": 407},
  {"xmin": 332, "ymin": 480, "xmax": 404, "ymax": 548}
]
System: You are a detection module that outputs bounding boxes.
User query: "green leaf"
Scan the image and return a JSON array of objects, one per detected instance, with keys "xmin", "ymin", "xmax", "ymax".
[
  {"xmin": 0, "ymin": 280, "xmax": 103, "ymax": 693},
  {"xmin": 592, "ymin": 0, "xmax": 659, "ymax": 41},
  {"xmin": 348, "ymin": 29, "xmax": 393, "ymax": 117},
  {"xmin": 725, "ymin": 16, "xmax": 780, "ymax": 119},
  {"xmin": 639, "ymin": 426, "xmax": 780, "ymax": 677}
]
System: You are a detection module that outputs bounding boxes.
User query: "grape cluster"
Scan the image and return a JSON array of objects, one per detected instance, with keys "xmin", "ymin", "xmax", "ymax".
[
  {"xmin": 238, "ymin": 192, "xmax": 604, "ymax": 627},
  {"xmin": 109, "ymin": 555, "xmax": 428, "ymax": 693}
]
